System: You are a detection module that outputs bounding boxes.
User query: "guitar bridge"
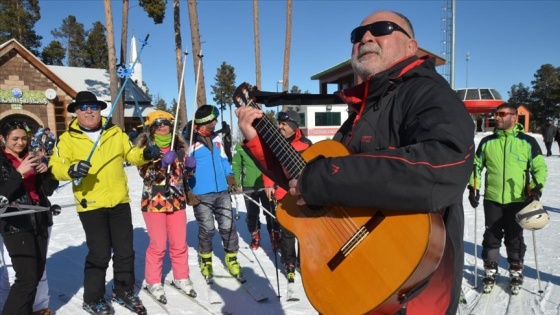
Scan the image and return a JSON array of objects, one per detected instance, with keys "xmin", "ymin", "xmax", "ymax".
[{"xmin": 327, "ymin": 211, "xmax": 385, "ymax": 271}]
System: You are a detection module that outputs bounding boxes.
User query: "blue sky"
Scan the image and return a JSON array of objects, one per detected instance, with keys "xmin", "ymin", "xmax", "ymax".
[{"xmin": 35, "ymin": 0, "xmax": 560, "ymax": 118}]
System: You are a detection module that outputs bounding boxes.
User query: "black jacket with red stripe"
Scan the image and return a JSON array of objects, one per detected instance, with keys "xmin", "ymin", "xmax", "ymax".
[{"xmin": 299, "ymin": 56, "xmax": 474, "ymax": 314}]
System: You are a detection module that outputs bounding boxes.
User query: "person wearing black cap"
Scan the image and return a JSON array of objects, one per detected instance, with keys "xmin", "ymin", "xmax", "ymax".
[
  {"xmin": 262, "ymin": 109, "xmax": 312, "ymax": 283},
  {"xmin": 186, "ymin": 105, "xmax": 241, "ymax": 282},
  {"xmin": 48, "ymin": 91, "xmax": 148, "ymax": 314}
]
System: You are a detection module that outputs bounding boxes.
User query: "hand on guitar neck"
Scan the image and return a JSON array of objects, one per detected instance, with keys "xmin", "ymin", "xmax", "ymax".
[{"xmin": 235, "ymin": 106, "xmax": 263, "ymax": 141}]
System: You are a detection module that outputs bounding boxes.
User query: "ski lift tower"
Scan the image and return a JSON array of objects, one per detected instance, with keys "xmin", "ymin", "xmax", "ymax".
[{"xmin": 439, "ymin": 0, "xmax": 455, "ymax": 88}]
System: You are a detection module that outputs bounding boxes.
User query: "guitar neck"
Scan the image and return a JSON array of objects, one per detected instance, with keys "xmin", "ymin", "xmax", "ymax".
[{"xmin": 251, "ymin": 113, "xmax": 306, "ymax": 179}]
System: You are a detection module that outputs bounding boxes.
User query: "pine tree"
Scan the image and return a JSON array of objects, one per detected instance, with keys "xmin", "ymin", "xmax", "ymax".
[
  {"xmin": 41, "ymin": 40, "xmax": 65, "ymax": 65},
  {"xmin": 0, "ymin": 0, "xmax": 42, "ymax": 55},
  {"xmin": 51, "ymin": 15, "xmax": 88, "ymax": 67},
  {"xmin": 211, "ymin": 62, "xmax": 236, "ymax": 124},
  {"xmin": 84, "ymin": 21, "xmax": 108, "ymax": 69}
]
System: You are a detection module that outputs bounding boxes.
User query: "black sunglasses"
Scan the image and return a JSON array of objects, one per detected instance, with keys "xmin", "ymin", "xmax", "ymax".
[
  {"xmin": 277, "ymin": 112, "xmax": 298, "ymax": 124},
  {"xmin": 3, "ymin": 121, "xmax": 30, "ymax": 132},
  {"xmin": 350, "ymin": 21, "xmax": 411, "ymax": 44},
  {"xmin": 153, "ymin": 119, "xmax": 172, "ymax": 127}
]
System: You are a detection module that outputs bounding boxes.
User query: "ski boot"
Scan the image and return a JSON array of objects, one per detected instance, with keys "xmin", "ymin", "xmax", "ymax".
[
  {"xmin": 112, "ymin": 290, "xmax": 147, "ymax": 315},
  {"xmin": 284, "ymin": 263, "xmax": 296, "ymax": 284},
  {"xmin": 482, "ymin": 261, "xmax": 498, "ymax": 293},
  {"xmin": 144, "ymin": 282, "xmax": 167, "ymax": 304},
  {"xmin": 250, "ymin": 230, "xmax": 261, "ymax": 250},
  {"xmin": 225, "ymin": 251, "xmax": 243, "ymax": 280},
  {"xmin": 172, "ymin": 278, "xmax": 197, "ymax": 297},
  {"xmin": 82, "ymin": 298, "xmax": 112, "ymax": 315},
  {"xmin": 270, "ymin": 230, "xmax": 281, "ymax": 252},
  {"xmin": 199, "ymin": 252, "xmax": 214, "ymax": 283},
  {"xmin": 509, "ymin": 262, "xmax": 524, "ymax": 295}
]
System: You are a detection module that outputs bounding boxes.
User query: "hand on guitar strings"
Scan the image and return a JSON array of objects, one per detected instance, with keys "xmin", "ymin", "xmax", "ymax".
[
  {"xmin": 235, "ymin": 107, "xmax": 263, "ymax": 141},
  {"xmin": 289, "ymin": 178, "xmax": 306, "ymax": 206}
]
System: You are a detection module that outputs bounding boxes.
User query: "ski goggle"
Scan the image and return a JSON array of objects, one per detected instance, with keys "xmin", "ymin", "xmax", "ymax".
[
  {"xmin": 350, "ymin": 21, "xmax": 411, "ymax": 44},
  {"xmin": 2, "ymin": 120, "xmax": 30, "ymax": 133},
  {"xmin": 194, "ymin": 106, "xmax": 220, "ymax": 124},
  {"xmin": 77, "ymin": 104, "xmax": 100, "ymax": 111},
  {"xmin": 277, "ymin": 112, "xmax": 298, "ymax": 125},
  {"xmin": 153, "ymin": 119, "xmax": 172, "ymax": 127}
]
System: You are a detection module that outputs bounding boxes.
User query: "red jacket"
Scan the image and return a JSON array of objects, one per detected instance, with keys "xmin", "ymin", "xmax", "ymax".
[{"xmin": 246, "ymin": 128, "xmax": 311, "ymax": 201}]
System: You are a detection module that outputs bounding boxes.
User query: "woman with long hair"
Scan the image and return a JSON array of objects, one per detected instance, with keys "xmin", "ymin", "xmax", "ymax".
[{"xmin": 0, "ymin": 121, "xmax": 58, "ymax": 315}]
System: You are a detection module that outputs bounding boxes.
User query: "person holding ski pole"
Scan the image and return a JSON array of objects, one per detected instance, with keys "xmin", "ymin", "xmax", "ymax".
[
  {"xmin": 237, "ymin": 10, "xmax": 474, "ymax": 314},
  {"xmin": 48, "ymin": 91, "xmax": 147, "ymax": 315},
  {"xmin": 231, "ymin": 142, "xmax": 277, "ymax": 251},
  {"xmin": 185, "ymin": 105, "xmax": 241, "ymax": 282},
  {"xmin": 468, "ymin": 102, "xmax": 548, "ymax": 294},
  {"xmin": 134, "ymin": 110, "xmax": 196, "ymax": 303},
  {"xmin": 262, "ymin": 110, "xmax": 311, "ymax": 283},
  {"xmin": 0, "ymin": 120, "xmax": 59, "ymax": 315}
]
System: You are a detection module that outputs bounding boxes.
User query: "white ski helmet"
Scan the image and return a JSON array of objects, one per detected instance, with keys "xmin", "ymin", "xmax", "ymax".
[{"xmin": 515, "ymin": 200, "xmax": 549, "ymax": 230}]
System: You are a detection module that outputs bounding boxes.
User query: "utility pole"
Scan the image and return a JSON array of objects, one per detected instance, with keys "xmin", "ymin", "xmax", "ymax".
[{"xmin": 466, "ymin": 52, "xmax": 470, "ymax": 87}]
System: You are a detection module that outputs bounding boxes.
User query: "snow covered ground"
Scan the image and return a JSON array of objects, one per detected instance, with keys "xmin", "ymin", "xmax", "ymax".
[{"xmin": 7, "ymin": 132, "xmax": 560, "ymax": 315}]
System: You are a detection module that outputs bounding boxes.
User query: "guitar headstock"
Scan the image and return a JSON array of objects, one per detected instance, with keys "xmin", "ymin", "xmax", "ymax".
[{"xmin": 233, "ymin": 82, "xmax": 258, "ymax": 109}]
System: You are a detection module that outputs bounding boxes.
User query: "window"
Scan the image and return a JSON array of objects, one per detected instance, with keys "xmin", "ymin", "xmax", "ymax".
[
  {"xmin": 298, "ymin": 113, "xmax": 306, "ymax": 127},
  {"xmin": 315, "ymin": 112, "xmax": 341, "ymax": 126},
  {"xmin": 456, "ymin": 89, "xmax": 466, "ymax": 100},
  {"xmin": 480, "ymin": 89, "xmax": 494, "ymax": 100},
  {"xmin": 466, "ymin": 89, "xmax": 480, "ymax": 100}
]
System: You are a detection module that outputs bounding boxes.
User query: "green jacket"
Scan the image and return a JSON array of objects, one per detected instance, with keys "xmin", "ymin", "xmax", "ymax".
[
  {"xmin": 49, "ymin": 118, "xmax": 146, "ymax": 212},
  {"xmin": 469, "ymin": 123, "xmax": 547, "ymax": 204},
  {"xmin": 231, "ymin": 142, "xmax": 263, "ymax": 188}
]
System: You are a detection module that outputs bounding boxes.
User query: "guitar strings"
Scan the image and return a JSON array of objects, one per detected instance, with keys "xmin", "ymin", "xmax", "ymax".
[{"xmin": 245, "ymin": 95, "xmax": 362, "ymax": 247}]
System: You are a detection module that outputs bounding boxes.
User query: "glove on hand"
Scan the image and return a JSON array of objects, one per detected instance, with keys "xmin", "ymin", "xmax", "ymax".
[
  {"xmin": 186, "ymin": 190, "xmax": 201, "ymax": 206},
  {"xmin": 161, "ymin": 151, "xmax": 176, "ymax": 168},
  {"xmin": 529, "ymin": 183, "xmax": 543, "ymax": 201},
  {"xmin": 68, "ymin": 161, "xmax": 91, "ymax": 179},
  {"xmin": 467, "ymin": 185, "xmax": 480, "ymax": 208},
  {"xmin": 143, "ymin": 145, "xmax": 161, "ymax": 160},
  {"xmin": 226, "ymin": 175, "xmax": 237, "ymax": 193},
  {"xmin": 50, "ymin": 205, "xmax": 62, "ymax": 216}
]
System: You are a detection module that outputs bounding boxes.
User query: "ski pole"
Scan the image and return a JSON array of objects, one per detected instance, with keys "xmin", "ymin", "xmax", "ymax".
[
  {"xmin": 188, "ymin": 50, "xmax": 203, "ymax": 149},
  {"xmin": 74, "ymin": 34, "xmax": 150, "ymax": 186},
  {"xmin": 532, "ymin": 230, "xmax": 544, "ymax": 294},
  {"xmin": 0, "ymin": 202, "xmax": 93, "ymax": 218},
  {"xmin": 473, "ymin": 177, "xmax": 478, "ymax": 289},
  {"xmin": 242, "ymin": 193, "xmax": 277, "ymax": 219}
]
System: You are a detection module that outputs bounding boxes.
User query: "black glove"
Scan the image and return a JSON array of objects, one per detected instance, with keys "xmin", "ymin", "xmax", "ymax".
[
  {"xmin": 529, "ymin": 184, "xmax": 543, "ymax": 201},
  {"xmin": 68, "ymin": 161, "xmax": 91, "ymax": 179},
  {"xmin": 143, "ymin": 145, "xmax": 162, "ymax": 160},
  {"xmin": 186, "ymin": 190, "xmax": 201, "ymax": 206},
  {"xmin": 50, "ymin": 205, "xmax": 61, "ymax": 216},
  {"xmin": 468, "ymin": 186, "xmax": 480, "ymax": 208},
  {"xmin": 226, "ymin": 174, "xmax": 237, "ymax": 193}
]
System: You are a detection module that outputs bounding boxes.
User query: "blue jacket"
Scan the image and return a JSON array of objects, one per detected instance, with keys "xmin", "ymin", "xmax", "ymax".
[{"xmin": 188, "ymin": 132, "xmax": 233, "ymax": 195}]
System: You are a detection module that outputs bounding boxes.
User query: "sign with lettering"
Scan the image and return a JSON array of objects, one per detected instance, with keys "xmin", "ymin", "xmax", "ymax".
[{"xmin": 0, "ymin": 89, "xmax": 48, "ymax": 105}]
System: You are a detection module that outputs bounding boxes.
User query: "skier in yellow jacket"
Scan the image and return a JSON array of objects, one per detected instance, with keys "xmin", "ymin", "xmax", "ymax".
[{"xmin": 49, "ymin": 91, "xmax": 148, "ymax": 315}]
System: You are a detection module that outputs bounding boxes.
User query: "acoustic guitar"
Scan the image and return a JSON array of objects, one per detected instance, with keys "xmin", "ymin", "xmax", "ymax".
[{"xmin": 233, "ymin": 82, "xmax": 446, "ymax": 315}]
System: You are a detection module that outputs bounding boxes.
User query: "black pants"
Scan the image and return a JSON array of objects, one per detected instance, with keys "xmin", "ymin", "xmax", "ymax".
[
  {"xmin": 544, "ymin": 141, "xmax": 553, "ymax": 156},
  {"xmin": 481, "ymin": 200, "xmax": 527, "ymax": 264},
  {"xmin": 245, "ymin": 189, "xmax": 276, "ymax": 234},
  {"xmin": 78, "ymin": 203, "xmax": 135, "ymax": 303},
  {"xmin": 2, "ymin": 231, "xmax": 48, "ymax": 315}
]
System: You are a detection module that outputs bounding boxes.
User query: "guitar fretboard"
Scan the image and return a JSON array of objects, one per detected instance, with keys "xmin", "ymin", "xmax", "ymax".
[{"xmin": 248, "ymin": 101, "xmax": 306, "ymax": 179}]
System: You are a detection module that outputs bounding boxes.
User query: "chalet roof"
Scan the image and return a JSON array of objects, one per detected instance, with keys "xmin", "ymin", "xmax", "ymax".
[{"xmin": 48, "ymin": 65, "xmax": 150, "ymax": 105}]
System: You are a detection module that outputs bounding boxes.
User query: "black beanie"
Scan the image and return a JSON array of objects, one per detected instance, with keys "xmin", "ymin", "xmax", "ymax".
[{"xmin": 194, "ymin": 105, "xmax": 219, "ymax": 125}]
